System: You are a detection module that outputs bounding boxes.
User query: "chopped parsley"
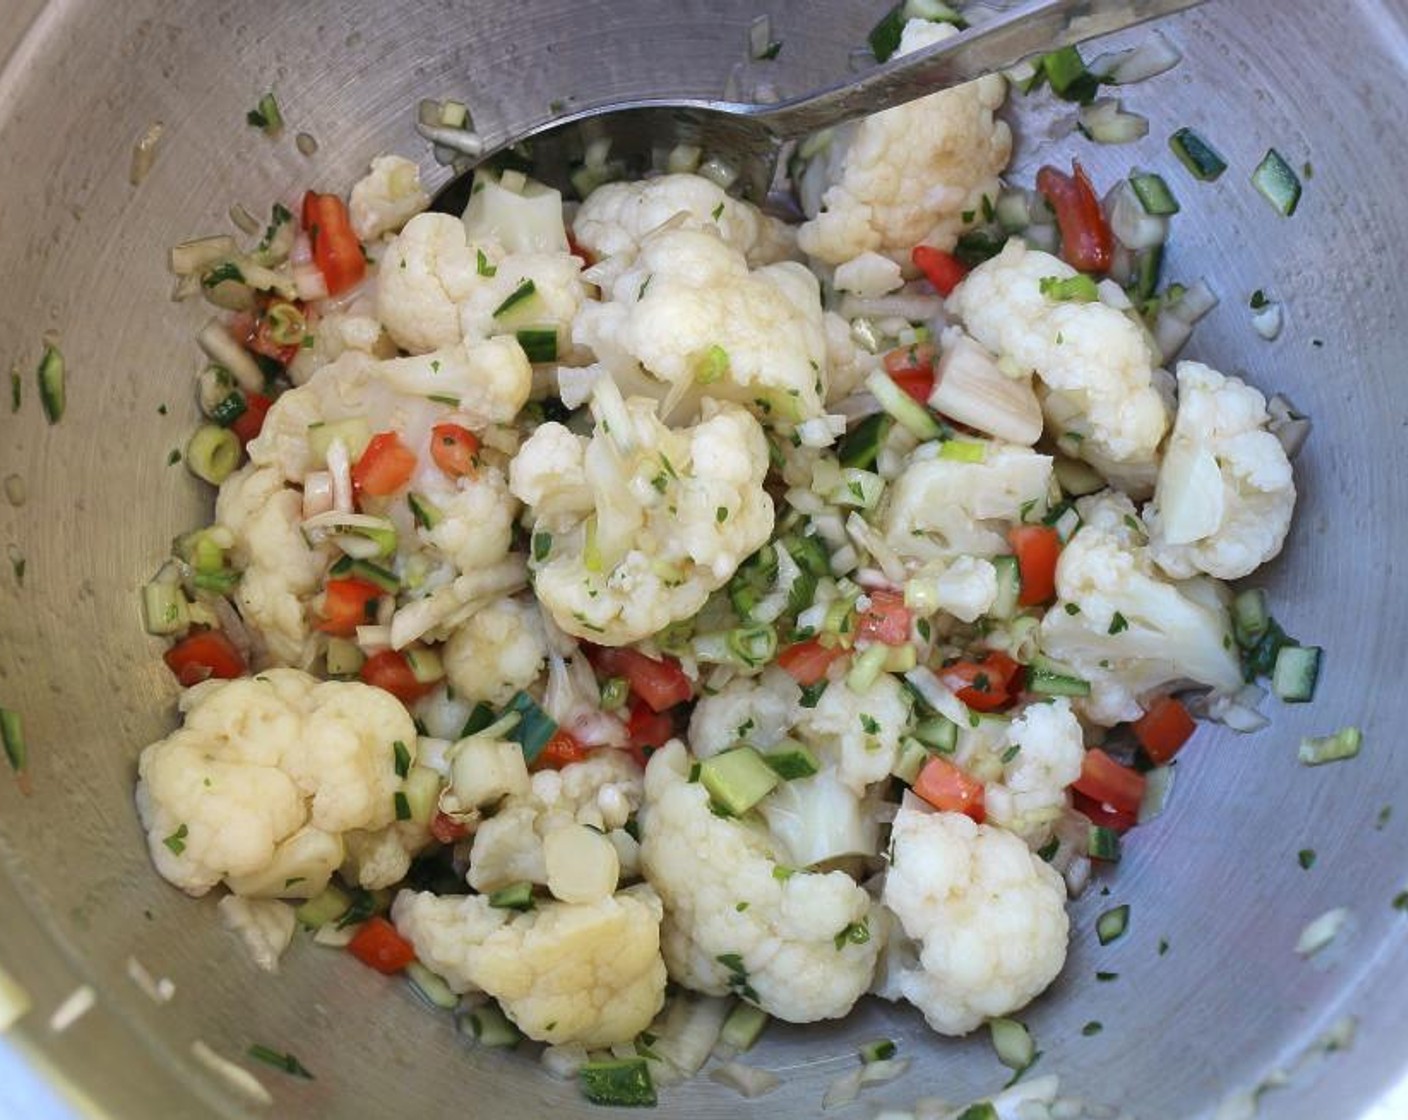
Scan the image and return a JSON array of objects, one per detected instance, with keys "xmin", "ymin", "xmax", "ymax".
[
  {"xmin": 1297, "ymin": 848, "xmax": 1316, "ymax": 870},
  {"xmin": 476, "ymin": 248, "xmax": 497, "ymax": 277},
  {"xmin": 245, "ymin": 92, "xmax": 284, "ymax": 134},
  {"xmin": 1081, "ymin": 1021, "xmax": 1103, "ymax": 1037},
  {"xmin": 163, "ymin": 824, "xmax": 189, "ymax": 855},
  {"xmin": 532, "ymin": 531, "xmax": 553, "ymax": 562},
  {"xmin": 1065, "ymin": 603, "xmax": 1081, "ymax": 615},
  {"xmin": 833, "ymin": 919, "xmax": 870, "ymax": 950},
  {"xmin": 711, "ymin": 202, "xmax": 725, "ymax": 221},
  {"xmin": 859, "ymin": 714, "xmax": 881, "ymax": 735},
  {"xmin": 393, "ymin": 740, "xmax": 411, "ymax": 779},
  {"xmin": 716, "ymin": 506, "xmax": 729, "ymax": 523},
  {"xmin": 247, "ymin": 1044, "xmax": 313, "ymax": 1080},
  {"xmin": 1107, "ymin": 611, "xmax": 1129, "ymax": 635},
  {"xmin": 1394, "ymin": 892, "xmax": 1408, "ymax": 913}
]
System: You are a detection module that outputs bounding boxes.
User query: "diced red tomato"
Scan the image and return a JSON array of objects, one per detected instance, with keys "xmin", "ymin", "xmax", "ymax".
[
  {"xmin": 883, "ymin": 342, "xmax": 937, "ymax": 403},
  {"xmin": 913, "ymin": 756, "xmax": 986, "ymax": 822},
  {"xmin": 359, "ymin": 649, "xmax": 436, "ymax": 703},
  {"xmin": 230, "ymin": 392, "xmax": 272, "ymax": 446},
  {"xmin": 942, "ymin": 652, "xmax": 1021, "ymax": 712},
  {"xmin": 163, "ymin": 630, "xmax": 247, "ymax": 687},
  {"xmin": 586, "ymin": 646, "xmax": 692, "ymax": 713},
  {"xmin": 1008, "ymin": 525, "xmax": 1062, "ymax": 607},
  {"xmin": 1072, "ymin": 790, "xmax": 1138, "ymax": 834},
  {"xmin": 301, "ymin": 191, "xmax": 366, "ymax": 296},
  {"xmin": 533, "ymin": 729, "xmax": 591, "ymax": 771},
  {"xmin": 1073, "ymin": 748, "xmax": 1147, "ymax": 819},
  {"xmin": 911, "ymin": 245, "xmax": 969, "ymax": 297},
  {"xmin": 856, "ymin": 588, "xmax": 912, "ymax": 646},
  {"xmin": 566, "ymin": 232, "xmax": 594, "ymax": 267},
  {"xmin": 429, "ymin": 423, "xmax": 480, "ymax": 478},
  {"xmin": 625, "ymin": 699, "xmax": 675, "ymax": 768},
  {"xmin": 317, "ymin": 577, "xmax": 383, "ymax": 636},
  {"xmin": 1035, "ymin": 162, "xmax": 1113, "ymax": 274},
  {"xmin": 429, "ymin": 811, "xmax": 471, "ymax": 844},
  {"xmin": 346, "ymin": 915, "xmax": 416, "ymax": 975},
  {"xmin": 1132, "ymin": 696, "xmax": 1197, "ymax": 765},
  {"xmin": 352, "ymin": 431, "xmax": 418, "ymax": 497},
  {"xmin": 776, "ymin": 638, "xmax": 846, "ymax": 687},
  {"xmin": 228, "ymin": 311, "xmax": 296, "ymax": 367}
]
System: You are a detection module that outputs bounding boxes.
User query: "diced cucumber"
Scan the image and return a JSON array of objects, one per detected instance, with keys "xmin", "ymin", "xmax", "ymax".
[
  {"xmin": 37, "ymin": 344, "xmax": 65, "ymax": 424},
  {"xmin": 1169, "ymin": 127, "xmax": 1227, "ymax": 181},
  {"xmin": 1088, "ymin": 825, "xmax": 1122, "ymax": 862},
  {"xmin": 1252, "ymin": 149, "xmax": 1302, "ymax": 217},
  {"xmin": 1271, "ymin": 644, "xmax": 1320, "ymax": 703},
  {"xmin": 464, "ymin": 1001, "xmax": 522, "ymax": 1047},
  {"xmin": 401, "ymin": 765, "xmax": 442, "ymax": 824},
  {"xmin": 837, "ymin": 412, "xmax": 893, "ymax": 471},
  {"xmin": 142, "ymin": 580, "xmax": 189, "ymax": 636},
  {"xmin": 488, "ymin": 881, "xmax": 535, "ymax": 911},
  {"xmin": 1231, "ymin": 588, "xmax": 1271, "ymax": 646},
  {"xmin": 295, "ymin": 883, "xmax": 352, "ymax": 929},
  {"xmin": 1026, "ymin": 667, "xmax": 1092, "ymax": 697},
  {"xmin": 1298, "ymin": 727, "xmax": 1361, "ymax": 767},
  {"xmin": 892, "ymin": 737, "xmax": 931, "ymax": 784},
  {"xmin": 1096, "ymin": 903, "xmax": 1130, "ymax": 944},
  {"xmin": 579, "ymin": 1057, "xmax": 656, "ymax": 1107},
  {"xmin": 719, "ymin": 1002, "xmax": 770, "ymax": 1052},
  {"xmin": 1130, "ymin": 173, "xmax": 1180, "ymax": 216},
  {"xmin": 859, "ymin": 1037, "xmax": 898, "ymax": 1063},
  {"xmin": 700, "ymin": 747, "xmax": 780, "ymax": 816},
  {"xmin": 761, "ymin": 742, "xmax": 820, "ymax": 781},
  {"xmin": 329, "ymin": 555, "xmax": 400, "ymax": 593},
  {"xmin": 912, "ymin": 715, "xmax": 958, "ymax": 754},
  {"xmin": 830, "ymin": 467, "xmax": 885, "ymax": 510},
  {"xmin": 515, "ymin": 327, "xmax": 558, "ymax": 363},
  {"xmin": 325, "ymin": 637, "xmax": 364, "ymax": 678},
  {"xmin": 988, "ymin": 556, "xmax": 1021, "ymax": 621},
  {"xmin": 403, "ymin": 646, "xmax": 444, "ymax": 685},
  {"xmin": 989, "ymin": 1018, "xmax": 1034, "ymax": 1071},
  {"xmin": 1042, "ymin": 46, "xmax": 1099, "ymax": 102},
  {"xmin": 406, "ymin": 961, "xmax": 458, "ymax": 1010}
]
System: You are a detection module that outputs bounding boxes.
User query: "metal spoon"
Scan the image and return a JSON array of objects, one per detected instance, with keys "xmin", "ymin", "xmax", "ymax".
[{"xmin": 434, "ymin": 0, "xmax": 1206, "ymax": 212}]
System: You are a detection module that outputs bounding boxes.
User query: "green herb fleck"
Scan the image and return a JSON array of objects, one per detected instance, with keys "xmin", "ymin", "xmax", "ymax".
[
  {"xmin": 1065, "ymin": 603, "xmax": 1081, "ymax": 615},
  {"xmin": 166, "ymin": 449, "xmax": 181, "ymax": 466},
  {"xmin": 476, "ymin": 248, "xmax": 496, "ymax": 277},
  {"xmin": 1000, "ymin": 744, "xmax": 1021, "ymax": 764},
  {"xmin": 1081, "ymin": 1021, "xmax": 1103, "ymax": 1037},
  {"xmin": 393, "ymin": 740, "xmax": 411, "ymax": 779},
  {"xmin": 716, "ymin": 506, "xmax": 728, "ymax": 523},
  {"xmin": 245, "ymin": 92, "xmax": 284, "ymax": 135},
  {"xmin": 1107, "ymin": 611, "xmax": 1129, "ymax": 635},
  {"xmin": 1095, "ymin": 970, "xmax": 1119, "ymax": 981},
  {"xmin": 1297, "ymin": 848, "xmax": 1316, "ymax": 870},
  {"xmin": 532, "ymin": 531, "xmax": 553, "ymax": 563},
  {"xmin": 833, "ymin": 919, "xmax": 870, "ymax": 950},
  {"xmin": 247, "ymin": 1044, "xmax": 313, "ymax": 1080},
  {"xmin": 393, "ymin": 791, "xmax": 411, "ymax": 821},
  {"xmin": 1036, "ymin": 837, "xmax": 1059, "ymax": 862},
  {"xmin": 163, "ymin": 824, "xmax": 189, "ymax": 855},
  {"xmin": 860, "ymin": 714, "xmax": 880, "ymax": 735},
  {"xmin": 711, "ymin": 202, "xmax": 725, "ymax": 221}
]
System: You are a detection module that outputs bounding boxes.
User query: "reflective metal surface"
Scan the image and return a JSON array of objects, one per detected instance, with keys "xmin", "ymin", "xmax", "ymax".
[{"xmin": 0, "ymin": 1, "xmax": 1405, "ymax": 1117}]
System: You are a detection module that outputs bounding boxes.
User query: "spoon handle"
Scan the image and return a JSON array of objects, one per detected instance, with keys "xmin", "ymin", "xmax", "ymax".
[{"xmin": 754, "ymin": 0, "xmax": 1208, "ymax": 140}]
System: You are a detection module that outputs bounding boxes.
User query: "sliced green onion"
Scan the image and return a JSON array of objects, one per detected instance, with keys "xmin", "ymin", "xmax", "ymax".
[
  {"xmin": 502, "ymin": 690, "xmax": 558, "ymax": 764},
  {"xmin": 1299, "ymin": 727, "xmax": 1361, "ymax": 767},
  {"xmin": 36, "ymin": 344, "xmax": 65, "ymax": 424},
  {"xmin": 401, "ymin": 766, "xmax": 441, "ymax": 824},
  {"xmin": 833, "ymin": 919, "xmax": 870, "ymax": 950},
  {"xmin": 1130, "ymin": 173, "xmax": 1180, "ymax": 216},
  {"xmin": 492, "ymin": 278, "xmax": 537, "ymax": 318},
  {"xmin": 1096, "ymin": 904, "xmax": 1130, "ymax": 945},
  {"xmin": 461, "ymin": 701, "xmax": 497, "ymax": 737},
  {"xmin": 488, "ymin": 881, "xmax": 535, "ymax": 911},
  {"xmin": 1039, "ymin": 274, "xmax": 1099, "ymax": 303},
  {"xmin": 393, "ymin": 791, "xmax": 412, "ymax": 821},
  {"xmin": 838, "ymin": 412, "xmax": 893, "ymax": 471},
  {"xmin": 846, "ymin": 642, "xmax": 890, "ymax": 693},
  {"xmin": 247, "ymin": 1044, "xmax": 312, "ymax": 1079},
  {"xmin": 329, "ymin": 556, "xmax": 400, "ymax": 594},
  {"xmin": 599, "ymin": 676, "xmax": 629, "ymax": 711},
  {"xmin": 1042, "ymin": 46, "xmax": 1098, "ymax": 102},
  {"xmin": 700, "ymin": 747, "xmax": 780, "ymax": 816},
  {"xmin": 859, "ymin": 1038, "xmax": 897, "ymax": 1063},
  {"xmin": 463, "ymin": 1002, "xmax": 522, "ymax": 1047},
  {"xmin": 1271, "ymin": 644, "xmax": 1320, "ymax": 703},
  {"xmin": 515, "ymin": 328, "xmax": 558, "ymax": 363},
  {"xmin": 989, "ymin": 1018, "xmax": 1034, "ymax": 1071},
  {"xmin": 719, "ymin": 1002, "xmax": 769, "ymax": 1052},
  {"xmin": 392, "ymin": 740, "xmax": 412, "ymax": 779},
  {"xmin": 1169, "ymin": 127, "xmax": 1227, "ymax": 181},
  {"xmin": 726, "ymin": 625, "xmax": 777, "ymax": 668},
  {"xmin": 695, "ymin": 344, "xmax": 730, "ymax": 385},
  {"xmin": 579, "ymin": 1058, "xmax": 656, "ymax": 1107},
  {"xmin": 865, "ymin": 370, "xmax": 945, "ymax": 441},
  {"xmin": 1252, "ymin": 149, "xmax": 1302, "ymax": 216},
  {"xmin": 245, "ymin": 92, "xmax": 284, "ymax": 135},
  {"xmin": 307, "ymin": 417, "xmax": 372, "ymax": 465},
  {"xmin": 185, "ymin": 425, "xmax": 241, "ymax": 485},
  {"xmin": 1231, "ymin": 588, "xmax": 1270, "ymax": 649},
  {"xmin": 265, "ymin": 302, "xmax": 306, "ymax": 347},
  {"xmin": 405, "ymin": 961, "xmax": 458, "ymax": 1010}
]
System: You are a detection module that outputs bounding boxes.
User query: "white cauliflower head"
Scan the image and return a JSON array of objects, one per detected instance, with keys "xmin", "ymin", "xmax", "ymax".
[
  {"xmin": 948, "ymin": 240, "xmax": 1169, "ymax": 490},
  {"xmin": 687, "ymin": 670, "xmax": 800, "ymax": 760},
  {"xmin": 882, "ymin": 441, "xmax": 1053, "ymax": 563},
  {"xmin": 573, "ymin": 173, "xmax": 796, "ymax": 267},
  {"xmin": 1144, "ymin": 361, "xmax": 1296, "ymax": 580},
  {"xmin": 793, "ymin": 673, "xmax": 912, "ymax": 795},
  {"xmin": 823, "ymin": 310, "xmax": 883, "ymax": 405},
  {"xmin": 1038, "ymin": 491, "xmax": 1243, "ymax": 725},
  {"xmin": 442, "ymin": 595, "xmax": 548, "ymax": 706},
  {"xmin": 796, "ymin": 19, "xmax": 1011, "ymax": 267},
  {"xmin": 135, "ymin": 669, "xmax": 417, "ymax": 898},
  {"xmin": 573, "ymin": 227, "xmax": 829, "ymax": 429},
  {"xmin": 348, "ymin": 155, "xmax": 430, "ymax": 242},
  {"xmin": 214, "ymin": 465, "xmax": 328, "ymax": 669},
  {"xmin": 639, "ymin": 741, "xmax": 879, "ymax": 1023},
  {"xmin": 879, "ymin": 802, "xmax": 1069, "ymax": 1035},
  {"xmin": 510, "ymin": 383, "xmax": 774, "ymax": 645},
  {"xmin": 391, "ymin": 887, "xmax": 667, "ymax": 1046},
  {"xmin": 341, "ymin": 821, "xmax": 431, "ymax": 890}
]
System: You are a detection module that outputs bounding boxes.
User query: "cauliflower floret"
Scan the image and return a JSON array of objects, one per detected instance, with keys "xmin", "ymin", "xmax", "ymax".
[
  {"xmin": 421, "ymin": 468, "xmax": 517, "ymax": 574},
  {"xmin": 341, "ymin": 821, "xmax": 432, "ymax": 890},
  {"xmin": 573, "ymin": 228, "xmax": 829, "ymax": 428},
  {"xmin": 287, "ymin": 310, "xmax": 397, "ymax": 387},
  {"xmin": 796, "ymin": 20, "xmax": 1011, "ymax": 267},
  {"xmin": 956, "ymin": 700, "xmax": 1085, "ymax": 847},
  {"xmin": 687, "ymin": 670, "xmax": 800, "ymax": 759},
  {"xmin": 348, "ymin": 155, "xmax": 430, "ymax": 242},
  {"xmin": 1144, "ymin": 361, "xmax": 1296, "ymax": 580},
  {"xmin": 948, "ymin": 240, "xmax": 1169, "ymax": 491},
  {"xmin": 214, "ymin": 465, "xmax": 328, "ymax": 668},
  {"xmin": 793, "ymin": 673, "xmax": 911, "ymax": 794},
  {"xmin": 882, "ymin": 441, "xmax": 1053, "ymax": 563},
  {"xmin": 1039, "ymin": 492, "xmax": 1243, "ymax": 725},
  {"xmin": 823, "ymin": 311, "xmax": 883, "ymax": 404},
  {"xmin": 391, "ymin": 887, "xmax": 667, "ymax": 1046},
  {"xmin": 880, "ymin": 803, "xmax": 1069, "ymax": 1034},
  {"xmin": 573, "ymin": 173, "xmax": 795, "ymax": 266},
  {"xmin": 909, "ymin": 555, "xmax": 1000, "ymax": 624},
  {"xmin": 468, "ymin": 750, "xmax": 644, "ymax": 892},
  {"xmin": 442, "ymin": 596, "xmax": 548, "ymax": 706},
  {"xmin": 135, "ymin": 670, "xmax": 416, "ymax": 897},
  {"xmin": 511, "ymin": 384, "xmax": 774, "ymax": 645},
  {"xmin": 639, "ymin": 741, "xmax": 879, "ymax": 1022}
]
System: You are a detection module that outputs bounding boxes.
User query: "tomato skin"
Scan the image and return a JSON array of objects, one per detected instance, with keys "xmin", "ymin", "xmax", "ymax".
[
  {"xmin": 532, "ymin": 729, "xmax": 591, "ymax": 771},
  {"xmin": 164, "ymin": 630, "xmax": 247, "ymax": 686},
  {"xmin": 883, "ymin": 342, "xmax": 937, "ymax": 404},
  {"xmin": 1073, "ymin": 748, "xmax": 1147, "ymax": 819},
  {"xmin": 1035, "ymin": 162, "xmax": 1114, "ymax": 273},
  {"xmin": 1073, "ymin": 790, "xmax": 1138, "ymax": 834},
  {"xmin": 1008, "ymin": 525, "xmax": 1062, "ymax": 607},
  {"xmin": 911, "ymin": 245, "xmax": 969, "ymax": 297},
  {"xmin": 301, "ymin": 191, "xmax": 366, "ymax": 295},
  {"xmin": 913, "ymin": 756, "xmax": 986, "ymax": 822},
  {"xmin": 856, "ymin": 588, "xmax": 912, "ymax": 646},
  {"xmin": 625, "ymin": 700, "xmax": 675, "ymax": 768},
  {"xmin": 346, "ymin": 916, "xmax": 416, "ymax": 975},
  {"xmin": 318, "ymin": 577, "xmax": 382, "ymax": 636},
  {"xmin": 230, "ymin": 392, "xmax": 272, "ymax": 446},
  {"xmin": 359, "ymin": 649, "xmax": 436, "ymax": 703},
  {"xmin": 429, "ymin": 423, "xmax": 480, "ymax": 478},
  {"xmin": 352, "ymin": 432, "xmax": 418, "ymax": 497},
  {"xmin": 586, "ymin": 646, "xmax": 692, "ymax": 712},
  {"xmin": 429, "ymin": 811, "xmax": 471, "ymax": 844},
  {"xmin": 942, "ymin": 663, "xmax": 1009, "ymax": 712},
  {"xmin": 1132, "ymin": 696, "xmax": 1197, "ymax": 765},
  {"xmin": 776, "ymin": 638, "xmax": 846, "ymax": 687}
]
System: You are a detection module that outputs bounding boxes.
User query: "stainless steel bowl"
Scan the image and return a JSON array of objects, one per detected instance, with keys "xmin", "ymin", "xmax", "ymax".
[{"xmin": 2, "ymin": 2, "xmax": 1406, "ymax": 1116}]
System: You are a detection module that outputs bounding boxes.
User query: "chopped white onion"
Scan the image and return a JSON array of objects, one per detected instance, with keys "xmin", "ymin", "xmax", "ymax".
[
  {"xmin": 191, "ymin": 1041, "xmax": 273, "ymax": 1107},
  {"xmin": 47, "ymin": 985, "xmax": 96, "ymax": 1034},
  {"xmin": 1296, "ymin": 907, "xmax": 1351, "ymax": 958},
  {"xmin": 1088, "ymin": 31, "xmax": 1182, "ymax": 84},
  {"xmin": 903, "ymin": 666, "xmax": 971, "ymax": 727},
  {"xmin": 414, "ymin": 121, "xmax": 486, "ymax": 157},
  {"xmin": 1106, "ymin": 180, "xmax": 1169, "ymax": 251},
  {"xmin": 1153, "ymin": 310, "xmax": 1194, "ymax": 364},
  {"xmin": 301, "ymin": 471, "xmax": 334, "ymax": 519},
  {"xmin": 126, "ymin": 956, "xmax": 175, "ymax": 1004},
  {"xmin": 1252, "ymin": 301, "xmax": 1284, "ymax": 340},
  {"xmin": 356, "ymin": 625, "xmax": 393, "ymax": 652},
  {"xmin": 217, "ymin": 896, "xmax": 296, "ymax": 973},
  {"xmin": 326, "ymin": 438, "xmax": 354, "ymax": 514},
  {"xmin": 129, "ymin": 121, "xmax": 165, "ymax": 186},
  {"xmin": 712, "ymin": 1060, "xmax": 781, "ymax": 1098},
  {"xmin": 1138, "ymin": 764, "xmax": 1175, "ymax": 823},
  {"xmin": 541, "ymin": 1043, "xmax": 591, "ymax": 1079},
  {"xmin": 197, "ymin": 318, "xmax": 264, "ymax": 393},
  {"xmin": 1078, "ymin": 99, "xmax": 1149, "ymax": 144}
]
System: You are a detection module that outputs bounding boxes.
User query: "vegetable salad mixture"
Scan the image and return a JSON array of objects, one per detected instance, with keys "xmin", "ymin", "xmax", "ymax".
[{"xmin": 133, "ymin": 6, "xmax": 1321, "ymax": 1111}]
